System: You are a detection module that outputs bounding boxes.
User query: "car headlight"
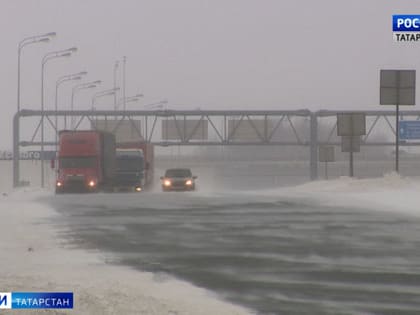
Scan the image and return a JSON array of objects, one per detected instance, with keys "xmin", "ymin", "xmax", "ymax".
[
  {"xmin": 185, "ymin": 179, "xmax": 192, "ymax": 186},
  {"xmin": 56, "ymin": 181, "xmax": 62, "ymax": 187},
  {"xmin": 88, "ymin": 180, "xmax": 96, "ymax": 187},
  {"xmin": 135, "ymin": 186, "xmax": 142, "ymax": 192},
  {"xmin": 164, "ymin": 179, "xmax": 171, "ymax": 187}
]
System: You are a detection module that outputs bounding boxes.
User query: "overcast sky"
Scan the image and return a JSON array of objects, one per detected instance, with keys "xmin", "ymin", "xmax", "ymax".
[{"xmin": 1, "ymin": 0, "xmax": 419, "ymax": 149}]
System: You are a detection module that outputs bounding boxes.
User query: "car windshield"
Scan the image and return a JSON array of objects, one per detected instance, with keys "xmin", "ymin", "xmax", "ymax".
[{"xmin": 165, "ymin": 169, "xmax": 192, "ymax": 177}]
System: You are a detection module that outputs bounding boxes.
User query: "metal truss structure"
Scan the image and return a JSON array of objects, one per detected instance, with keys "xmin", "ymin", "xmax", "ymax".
[{"xmin": 12, "ymin": 109, "xmax": 420, "ymax": 187}]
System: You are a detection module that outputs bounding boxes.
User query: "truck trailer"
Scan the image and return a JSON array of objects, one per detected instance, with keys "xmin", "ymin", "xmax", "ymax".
[{"xmin": 56, "ymin": 130, "xmax": 116, "ymax": 193}]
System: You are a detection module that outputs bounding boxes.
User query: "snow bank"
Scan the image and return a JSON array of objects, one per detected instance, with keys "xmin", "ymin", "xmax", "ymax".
[
  {"xmin": 259, "ymin": 172, "xmax": 420, "ymax": 216},
  {"xmin": 0, "ymin": 189, "xmax": 253, "ymax": 315}
]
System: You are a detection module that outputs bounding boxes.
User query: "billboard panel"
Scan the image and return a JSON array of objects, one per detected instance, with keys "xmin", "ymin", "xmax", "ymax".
[
  {"xmin": 162, "ymin": 119, "xmax": 208, "ymax": 140},
  {"xmin": 228, "ymin": 119, "xmax": 271, "ymax": 141},
  {"xmin": 94, "ymin": 119, "xmax": 143, "ymax": 143}
]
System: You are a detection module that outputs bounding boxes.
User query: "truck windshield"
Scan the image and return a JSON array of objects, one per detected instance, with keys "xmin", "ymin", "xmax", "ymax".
[
  {"xmin": 116, "ymin": 157, "xmax": 143, "ymax": 171},
  {"xmin": 59, "ymin": 157, "xmax": 96, "ymax": 168}
]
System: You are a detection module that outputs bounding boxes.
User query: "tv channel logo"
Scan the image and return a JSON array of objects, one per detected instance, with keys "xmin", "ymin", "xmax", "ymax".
[
  {"xmin": 0, "ymin": 292, "xmax": 11, "ymax": 309},
  {"xmin": 393, "ymin": 15, "xmax": 420, "ymax": 42},
  {"xmin": 0, "ymin": 292, "xmax": 73, "ymax": 309}
]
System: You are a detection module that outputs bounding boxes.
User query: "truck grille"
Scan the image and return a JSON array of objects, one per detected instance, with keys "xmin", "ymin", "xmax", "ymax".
[
  {"xmin": 115, "ymin": 173, "xmax": 141, "ymax": 185},
  {"xmin": 65, "ymin": 176, "xmax": 87, "ymax": 192}
]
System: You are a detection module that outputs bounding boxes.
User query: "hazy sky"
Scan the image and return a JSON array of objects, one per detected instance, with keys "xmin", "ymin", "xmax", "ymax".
[{"xmin": 1, "ymin": 0, "xmax": 419, "ymax": 149}]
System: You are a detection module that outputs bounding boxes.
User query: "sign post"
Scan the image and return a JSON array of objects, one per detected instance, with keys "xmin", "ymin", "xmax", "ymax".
[
  {"xmin": 380, "ymin": 69, "xmax": 416, "ymax": 172},
  {"xmin": 337, "ymin": 113, "xmax": 366, "ymax": 177},
  {"xmin": 319, "ymin": 146, "xmax": 334, "ymax": 179}
]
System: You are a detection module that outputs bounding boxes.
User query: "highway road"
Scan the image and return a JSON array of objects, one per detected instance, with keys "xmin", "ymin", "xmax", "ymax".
[{"xmin": 46, "ymin": 190, "xmax": 420, "ymax": 315}]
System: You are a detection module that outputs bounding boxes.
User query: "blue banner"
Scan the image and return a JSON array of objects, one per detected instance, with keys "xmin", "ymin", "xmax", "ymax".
[
  {"xmin": 393, "ymin": 15, "xmax": 420, "ymax": 32},
  {"xmin": 11, "ymin": 292, "xmax": 73, "ymax": 309},
  {"xmin": 400, "ymin": 121, "xmax": 420, "ymax": 140}
]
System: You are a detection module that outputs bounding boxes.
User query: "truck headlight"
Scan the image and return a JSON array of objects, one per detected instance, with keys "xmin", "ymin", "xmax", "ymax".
[{"xmin": 185, "ymin": 180, "xmax": 192, "ymax": 186}]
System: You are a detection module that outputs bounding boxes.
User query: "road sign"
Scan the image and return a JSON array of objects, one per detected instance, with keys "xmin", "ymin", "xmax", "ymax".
[
  {"xmin": 319, "ymin": 146, "xmax": 335, "ymax": 162},
  {"xmin": 400, "ymin": 120, "xmax": 420, "ymax": 140},
  {"xmin": 0, "ymin": 151, "xmax": 56, "ymax": 160},
  {"xmin": 380, "ymin": 69, "xmax": 416, "ymax": 173},
  {"xmin": 341, "ymin": 136, "xmax": 361, "ymax": 153},
  {"xmin": 380, "ymin": 70, "xmax": 416, "ymax": 105},
  {"xmin": 319, "ymin": 146, "xmax": 335, "ymax": 180},
  {"xmin": 337, "ymin": 113, "xmax": 366, "ymax": 136}
]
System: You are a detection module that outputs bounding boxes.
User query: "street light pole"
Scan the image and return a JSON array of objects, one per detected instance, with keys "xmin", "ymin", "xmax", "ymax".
[
  {"xmin": 91, "ymin": 89, "xmax": 119, "ymax": 128},
  {"xmin": 41, "ymin": 47, "xmax": 77, "ymax": 188},
  {"xmin": 113, "ymin": 61, "xmax": 119, "ymax": 111},
  {"xmin": 123, "ymin": 56, "xmax": 127, "ymax": 111},
  {"xmin": 143, "ymin": 99, "xmax": 168, "ymax": 109},
  {"xmin": 55, "ymin": 71, "xmax": 87, "ymax": 147},
  {"xmin": 17, "ymin": 32, "xmax": 56, "ymax": 113},
  {"xmin": 91, "ymin": 88, "xmax": 120, "ymax": 111},
  {"xmin": 14, "ymin": 32, "xmax": 55, "ymax": 188},
  {"xmin": 117, "ymin": 93, "xmax": 143, "ymax": 108},
  {"xmin": 71, "ymin": 81, "xmax": 101, "ymax": 128}
]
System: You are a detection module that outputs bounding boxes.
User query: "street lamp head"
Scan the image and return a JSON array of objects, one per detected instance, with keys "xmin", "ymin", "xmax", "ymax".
[
  {"xmin": 97, "ymin": 91, "xmax": 116, "ymax": 98},
  {"xmin": 44, "ymin": 32, "xmax": 56, "ymax": 37},
  {"xmin": 77, "ymin": 71, "xmax": 88, "ymax": 76},
  {"xmin": 93, "ymin": 80, "xmax": 102, "ymax": 85},
  {"xmin": 97, "ymin": 89, "xmax": 118, "ymax": 97},
  {"xmin": 72, "ymin": 76, "xmax": 82, "ymax": 80},
  {"xmin": 67, "ymin": 47, "xmax": 78, "ymax": 53},
  {"xmin": 72, "ymin": 82, "xmax": 97, "ymax": 93},
  {"xmin": 75, "ymin": 81, "xmax": 101, "ymax": 90},
  {"xmin": 38, "ymin": 38, "xmax": 50, "ymax": 43},
  {"xmin": 43, "ymin": 48, "xmax": 76, "ymax": 63}
]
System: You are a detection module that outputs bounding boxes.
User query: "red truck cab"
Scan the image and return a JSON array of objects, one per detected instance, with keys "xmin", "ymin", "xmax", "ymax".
[{"xmin": 56, "ymin": 130, "xmax": 116, "ymax": 193}]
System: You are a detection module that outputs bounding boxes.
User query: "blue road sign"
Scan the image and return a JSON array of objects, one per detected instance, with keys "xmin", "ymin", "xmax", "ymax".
[{"xmin": 400, "ymin": 121, "xmax": 420, "ymax": 140}]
